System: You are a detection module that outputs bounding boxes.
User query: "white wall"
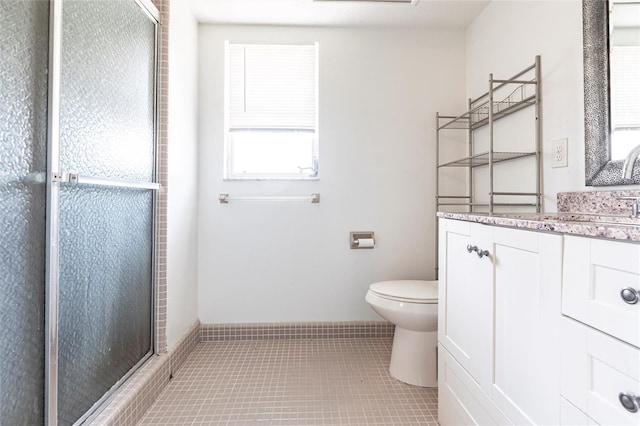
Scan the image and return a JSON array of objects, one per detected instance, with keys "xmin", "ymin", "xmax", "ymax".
[
  {"xmin": 166, "ymin": 0, "xmax": 199, "ymax": 349},
  {"xmin": 198, "ymin": 25, "xmax": 466, "ymax": 323},
  {"xmin": 466, "ymin": 0, "xmax": 638, "ymax": 211}
]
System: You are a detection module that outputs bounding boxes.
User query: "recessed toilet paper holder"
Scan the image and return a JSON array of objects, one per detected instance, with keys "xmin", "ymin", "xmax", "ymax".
[{"xmin": 350, "ymin": 232, "xmax": 375, "ymax": 249}]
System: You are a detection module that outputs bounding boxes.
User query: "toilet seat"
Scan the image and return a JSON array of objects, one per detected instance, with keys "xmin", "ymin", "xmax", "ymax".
[{"xmin": 368, "ymin": 280, "xmax": 438, "ymax": 304}]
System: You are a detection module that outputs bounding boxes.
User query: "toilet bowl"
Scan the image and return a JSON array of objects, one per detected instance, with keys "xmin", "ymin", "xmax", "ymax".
[{"xmin": 365, "ymin": 280, "xmax": 438, "ymax": 387}]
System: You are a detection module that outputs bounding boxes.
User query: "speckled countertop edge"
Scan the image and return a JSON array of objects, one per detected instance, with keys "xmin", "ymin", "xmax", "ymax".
[
  {"xmin": 557, "ymin": 189, "xmax": 640, "ymax": 215},
  {"xmin": 436, "ymin": 211, "xmax": 640, "ymax": 243}
]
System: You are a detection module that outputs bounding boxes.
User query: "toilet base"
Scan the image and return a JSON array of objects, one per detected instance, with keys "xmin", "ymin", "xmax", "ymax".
[{"xmin": 389, "ymin": 328, "xmax": 437, "ymax": 387}]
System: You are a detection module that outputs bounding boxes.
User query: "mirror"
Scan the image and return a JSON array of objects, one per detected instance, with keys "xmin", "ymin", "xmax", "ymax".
[{"xmin": 584, "ymin": 0, "xmax": 640, "ymax": 185}]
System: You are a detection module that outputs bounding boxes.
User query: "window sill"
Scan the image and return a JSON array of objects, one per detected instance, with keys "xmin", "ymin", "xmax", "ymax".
[{"xmin": 223, "ymin": 176, "xmax": 320, "ymax": 182}]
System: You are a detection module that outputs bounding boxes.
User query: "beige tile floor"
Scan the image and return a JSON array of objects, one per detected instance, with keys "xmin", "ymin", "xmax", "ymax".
[{"xmin": 138, "ymin": 338, "xmax": 438, "ymax": 425}]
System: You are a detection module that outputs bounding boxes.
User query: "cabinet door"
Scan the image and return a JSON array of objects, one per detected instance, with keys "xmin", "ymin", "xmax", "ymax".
[
  {"xmin": 491, "ymin": 227, "xmax": 563, "ymax": 425},
  {"xmin": 438, "ymin": 219, "xmax": 493, "ymax": 389}
]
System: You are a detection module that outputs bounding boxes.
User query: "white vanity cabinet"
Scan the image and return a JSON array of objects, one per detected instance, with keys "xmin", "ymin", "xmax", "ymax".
[
  {"xmin": 438, "ymin": 218, "xmax": 563, "ymax": 426},
  {"xmin": 439, "ymin": 217, "xmax": 640, "ymax": 425}
]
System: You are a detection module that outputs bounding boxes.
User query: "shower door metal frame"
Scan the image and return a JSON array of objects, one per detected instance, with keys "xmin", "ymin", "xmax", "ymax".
[{"xmin": 44, "ymin": 0, "xmax": 160, "ymax": 424}]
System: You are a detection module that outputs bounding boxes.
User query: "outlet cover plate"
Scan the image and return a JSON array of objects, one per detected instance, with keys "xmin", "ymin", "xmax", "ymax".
[{"xmin": 552, "ymin": 138, "xmax": 568, "ymax": 168}]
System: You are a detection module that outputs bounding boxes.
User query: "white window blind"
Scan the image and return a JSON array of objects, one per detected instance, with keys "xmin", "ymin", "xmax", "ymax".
[
  {"xmin": 224, "ymin": 42, "xmax": 319, "ymax": 179},
  {"xmin": 611, "ymin": 46, "xmax": 640, "ymax": 130},
  {"xmin": 227, "ymin": 43, "xmax": 318, "ymax": 130}
]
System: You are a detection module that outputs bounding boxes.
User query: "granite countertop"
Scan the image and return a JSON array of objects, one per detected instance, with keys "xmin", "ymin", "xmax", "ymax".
[
  {"xmin": 436, "ymin": 211, "xmax": 640, "ymax": 242},
  {"xmin": 437, "ymin": 190, "xmax": 640, "ymax": 242}
]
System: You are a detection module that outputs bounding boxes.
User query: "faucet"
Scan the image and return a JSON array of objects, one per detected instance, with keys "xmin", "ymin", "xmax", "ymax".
[
  {"xmin": 622, "ymin": 144, "xmax": 640, "ymax": 180},
  {"xmin": 631, "ymin": 200, "xmax": 640, "ymax": 219},
  {"xmin": 617, "ymin": 196, "xmax": 640, "ymax": 219}
]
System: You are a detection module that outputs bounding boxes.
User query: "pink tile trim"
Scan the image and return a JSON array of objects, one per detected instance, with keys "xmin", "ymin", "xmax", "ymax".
[
  {"xmin": 153, "ymin": 0, "xmax": 169, "ymax": 355},
  {"xmin": 201, "ymin": 321, "xmax": 395, "ymax": 342}
]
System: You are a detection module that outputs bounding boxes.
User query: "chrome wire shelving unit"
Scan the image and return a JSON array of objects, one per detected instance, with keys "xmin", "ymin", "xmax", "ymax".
[{"xmin": 436, "ymin": 55, "xmax": 542, "ymax": 214}]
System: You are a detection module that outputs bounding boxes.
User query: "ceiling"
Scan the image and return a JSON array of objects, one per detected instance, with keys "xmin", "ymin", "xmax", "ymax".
[{"xmin": 190, "ymin": 0, "xmax": 490, "ymax": 29}]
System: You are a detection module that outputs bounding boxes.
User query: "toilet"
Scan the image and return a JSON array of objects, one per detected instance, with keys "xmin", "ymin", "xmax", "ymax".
[{"xmin": 365, "ymin": 280, "xmax": 438, "ymax": 387}]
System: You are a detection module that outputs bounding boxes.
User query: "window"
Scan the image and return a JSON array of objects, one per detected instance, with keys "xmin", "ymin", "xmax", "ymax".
[
  {"xmin": 609, "ymin": 1, "xmax": 640, "ymax": 161},
  {"xmin": 224, "ymin": 42, "xmax": 319, "ymax": 179}
]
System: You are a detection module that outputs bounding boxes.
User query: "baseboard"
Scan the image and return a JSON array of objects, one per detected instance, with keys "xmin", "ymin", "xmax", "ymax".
[{"xmin": 200, "ymin": 321, "xmax": 394, "ymax": 342}]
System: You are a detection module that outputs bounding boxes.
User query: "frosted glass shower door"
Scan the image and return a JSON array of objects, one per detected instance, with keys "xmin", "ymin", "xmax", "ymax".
[
  {"xmin": 0, "ymin": 1, "xmax": 49, "ymax": 424},
  {"xmin": 55, "ymin": 0, "xmax": 158, "ymax": 424}
]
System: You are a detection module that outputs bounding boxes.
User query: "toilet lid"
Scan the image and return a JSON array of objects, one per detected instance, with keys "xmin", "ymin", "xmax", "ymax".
[{"xmin": 369, "ymin": 280, "xmax": 438, "ymax": 303}]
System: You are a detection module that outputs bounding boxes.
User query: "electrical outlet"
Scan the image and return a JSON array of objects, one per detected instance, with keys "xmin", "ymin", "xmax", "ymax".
[{"xmin": 551, "ymin": 138, "xmax": 568, "ymax": 168}]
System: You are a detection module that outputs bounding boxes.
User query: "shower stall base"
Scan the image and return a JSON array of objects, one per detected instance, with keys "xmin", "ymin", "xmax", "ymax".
[{"xmin": 86, "ymin": 322, "xmax": 200, "ymax": 425}]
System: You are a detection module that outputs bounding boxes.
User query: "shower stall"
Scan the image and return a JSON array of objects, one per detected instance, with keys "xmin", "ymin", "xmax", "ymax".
[{"xmin": 1, "ymin": 0, "xmax": 159, "ymax": 424}]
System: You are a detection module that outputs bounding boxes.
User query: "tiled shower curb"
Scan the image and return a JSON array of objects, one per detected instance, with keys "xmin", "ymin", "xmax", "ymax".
[
  {"xmin": 86, "ymin": 321, "xmax": 393, "ymax": 425},
  {"xmin": 86, "ymin": 320, "xmax": 200, "ymax": 426}
]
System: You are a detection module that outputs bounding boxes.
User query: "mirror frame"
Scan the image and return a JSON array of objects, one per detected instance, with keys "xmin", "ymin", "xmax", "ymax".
[{"xmin": 584, "ymin": 0, "xmax": 639, "ymax": 185}]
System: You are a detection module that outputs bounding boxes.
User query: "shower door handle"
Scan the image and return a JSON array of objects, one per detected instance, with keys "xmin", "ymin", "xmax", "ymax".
[{"xmin": 53, "ymin": 172, "xmax": 160, "ymax": 190}]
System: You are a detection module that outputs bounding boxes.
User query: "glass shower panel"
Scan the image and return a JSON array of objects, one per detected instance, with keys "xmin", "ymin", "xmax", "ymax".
[
  {"xmin": 57, "ymin": 186, "xmax": 153, "ymax": 425},
  {"xmin": 0, "ymin": 1, "xmax": 49, "ymax": 424},
  {"xmin": 56, "ymin": 0, "xmax": 157, "ymax": 423},
  {"xmin": 60, "ymin": 0, "xmax": 156, "ymax": 182}
]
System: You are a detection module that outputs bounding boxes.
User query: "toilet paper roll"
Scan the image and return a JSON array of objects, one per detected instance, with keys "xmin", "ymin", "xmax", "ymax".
[{"xmin": 356, "ymin": 238, "xmax": 375, "ymax": 248}]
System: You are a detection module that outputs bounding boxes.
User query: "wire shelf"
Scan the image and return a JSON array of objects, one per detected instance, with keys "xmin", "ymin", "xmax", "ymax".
[
  {"xmin": 438, "ymin": 83, "xmax": 536, "ymax": 131},
  {"xmin": 438, "ymin": 151, "xmax": 537, "ymax": 168}
]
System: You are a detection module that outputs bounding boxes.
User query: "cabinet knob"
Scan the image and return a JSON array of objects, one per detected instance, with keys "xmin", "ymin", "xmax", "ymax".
[
  {"xmin": 466, "ymin": 244, "xmax": 489, "ymax": 259},
  {"xmin": 476, "ymin": 249, "xmax": 489, "ymax": 259},
  {"xmin": 619, "ymin": 392, "xmax": 640, "ymax": 413},
  {"xmin": 620, "ymin": 287, "xmax": 640, "ymax": 305}
]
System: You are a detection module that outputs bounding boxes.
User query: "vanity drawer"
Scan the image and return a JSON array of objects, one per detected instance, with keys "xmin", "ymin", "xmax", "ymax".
[
  {"xmin": 562, "ymin": 235, "xmax": 640, "ymax": 347},
  {"xmin": 561, "ymin": 397, "xmax": 597, "ymax": 426},
  {"xmin": 561, "ymin": 317, "xmax": 640, "ymax": 426},
  {"xmin": 438, "ymin": 344, "xmax": 511, "ymax": 426}
]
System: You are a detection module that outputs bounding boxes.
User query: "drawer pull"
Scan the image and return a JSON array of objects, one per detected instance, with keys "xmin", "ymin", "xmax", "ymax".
[
  {"xmin": 476, "ymin": 249, "xmax": 489, "ymax": 259},
  {"xmin": 619, "ymin": 392, "xmax": 640, "ymax": 413},
  {"xmin": 620, "ymin": 287, "xmax": 640, "ymax": 305},
  {"xmin": 466, "ymin": 245, "xmax": 489, "ymax": 259}
]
